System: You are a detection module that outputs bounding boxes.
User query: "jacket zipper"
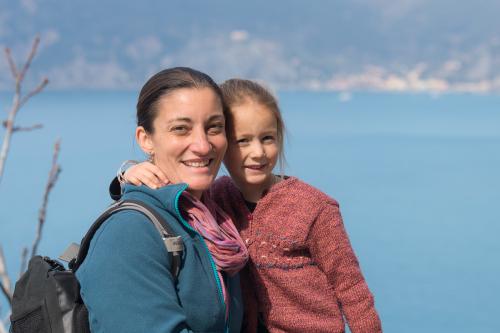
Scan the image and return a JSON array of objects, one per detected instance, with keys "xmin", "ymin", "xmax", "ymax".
[{"xmin": 173, "ymin": 187, "xmax": 229, "ymax": 332}]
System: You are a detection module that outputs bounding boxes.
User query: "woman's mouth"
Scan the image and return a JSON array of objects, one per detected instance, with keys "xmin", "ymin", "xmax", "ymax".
[{"xmin": 183, "ymin": 158, "xmax": 212, "ymax": 168}]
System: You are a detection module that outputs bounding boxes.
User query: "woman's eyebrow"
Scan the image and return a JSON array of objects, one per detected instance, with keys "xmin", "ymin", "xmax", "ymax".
[
  {"xmin": 208, "ymin": 114, "xmax": 225, "ymax": 122},
  {"xmin": 167, "ymin": 117, "xmax": 192, "ymax": 124}
]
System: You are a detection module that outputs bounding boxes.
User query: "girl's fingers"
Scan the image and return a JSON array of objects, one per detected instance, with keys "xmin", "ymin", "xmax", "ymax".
[
  {"xmin": 144, "ymin": 163, "xmax": 170, "ymax": 185},
  {"xmin": 127, "ymin": 175, "xmax": 143, "ymax": 186},
  {"xmin": 123, "ymin": 164, "xmax": 142, "ymax": 182},
  {"xmin": 125, "ymin": 163, "xmax": 155, "ymax": 184},
  {"xmin": 123, "ymin": 161, "xmax": 170, "ymax": 188},
  {"xmin": 138, "ymin": 171, "xmax": 162, "ymax": 189}
]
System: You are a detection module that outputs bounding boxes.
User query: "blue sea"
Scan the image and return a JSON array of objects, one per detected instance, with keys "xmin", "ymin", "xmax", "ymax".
[{"xmin": 1, "ymin": 91, "xmax": 499, "ymax": 332}]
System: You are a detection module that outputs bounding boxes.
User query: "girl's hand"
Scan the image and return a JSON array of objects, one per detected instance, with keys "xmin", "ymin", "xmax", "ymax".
[{"xmin": 123, "ymin": 162, "xmax": 170, "ymax": 189}]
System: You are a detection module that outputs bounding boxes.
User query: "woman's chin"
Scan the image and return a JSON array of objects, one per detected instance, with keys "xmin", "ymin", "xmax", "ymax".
[{"xmin": 184, "ymin": 177, "xmax": 215, "ymax": 196}]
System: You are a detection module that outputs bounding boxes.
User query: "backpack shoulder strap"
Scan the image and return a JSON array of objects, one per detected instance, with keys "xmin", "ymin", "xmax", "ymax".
[{"xmin": 70, "ymin": 200, "xmax": 183, "ymax": 278}]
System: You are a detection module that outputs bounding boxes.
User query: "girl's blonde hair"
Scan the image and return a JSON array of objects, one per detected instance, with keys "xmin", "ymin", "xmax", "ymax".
[{"xmin": 219, "ymin": 78, "xmax": 286, "ymax": 176}]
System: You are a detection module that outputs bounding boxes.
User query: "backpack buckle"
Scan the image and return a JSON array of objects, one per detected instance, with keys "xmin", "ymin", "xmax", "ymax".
[{"xmin": 163, "ymin": 236, "xmax": 183, "ymax": 253}]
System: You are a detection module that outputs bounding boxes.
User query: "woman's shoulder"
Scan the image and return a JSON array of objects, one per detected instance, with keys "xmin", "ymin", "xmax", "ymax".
[
  {"xmin": 82, "ymin": 210, "xmax": 169, "ymax": 267},
  {"xmin": 98, "ymin": 209, "xmax": 161, "ymax": 235}
]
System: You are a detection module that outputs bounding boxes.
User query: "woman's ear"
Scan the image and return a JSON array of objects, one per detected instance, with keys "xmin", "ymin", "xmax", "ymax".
[{"xmin": 136, "ymin": 126, "xmax": 154, "ymax": 155}]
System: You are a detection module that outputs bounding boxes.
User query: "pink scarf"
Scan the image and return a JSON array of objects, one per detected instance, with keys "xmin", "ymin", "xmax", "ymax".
[{"xmin": 179, "ymin": 191, "xmax": 248, "ymax": 309}]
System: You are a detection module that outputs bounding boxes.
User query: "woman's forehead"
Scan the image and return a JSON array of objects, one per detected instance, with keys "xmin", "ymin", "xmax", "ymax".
[{"xmin": 155, "ymin": 88, "xmax": 223, "ymax": 119}]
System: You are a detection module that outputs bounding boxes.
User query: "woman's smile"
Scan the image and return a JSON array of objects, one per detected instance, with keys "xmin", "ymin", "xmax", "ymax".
[{"xmin": 182, "ymin": 158, "xmax": 212, "ymax": 168}]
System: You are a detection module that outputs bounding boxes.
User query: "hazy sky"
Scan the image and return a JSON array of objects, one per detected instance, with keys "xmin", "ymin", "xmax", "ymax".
[{"xmin": 1, "ymin": 0, "xmax": 499, "ymax": 92}]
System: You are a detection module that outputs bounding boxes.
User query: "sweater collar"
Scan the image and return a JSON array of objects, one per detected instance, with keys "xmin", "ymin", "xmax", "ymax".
[{"xmin": 223, "ymin": 175, "xmax": 298, "ymax": 205}]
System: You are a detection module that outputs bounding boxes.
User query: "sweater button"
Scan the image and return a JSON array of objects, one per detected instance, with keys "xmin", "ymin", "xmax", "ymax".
[{"xmin": 247, "ymin": 214, "xmax": 253, "ymax": 221}]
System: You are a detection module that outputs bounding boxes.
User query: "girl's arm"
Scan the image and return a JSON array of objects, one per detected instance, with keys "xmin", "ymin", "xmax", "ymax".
[
  {"xmin": 110, "ymin": 161, "xmax": 170, "ymax": 201},
  {"xmin": 307, "ymin": 202, "xmax": 382, "ymax": 333},
  {"xmin": 122, "ymin": 161, "xmax": 169, "ymax": 189},
  {"xmin": 109, "ymin": 161, "xmax": 170, "ymax": 200}
]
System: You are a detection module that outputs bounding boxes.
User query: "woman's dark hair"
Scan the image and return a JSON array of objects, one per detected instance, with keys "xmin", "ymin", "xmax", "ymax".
[{"xmin": 137, "ymin": 67, "xmax": 225, "ymax": 133}]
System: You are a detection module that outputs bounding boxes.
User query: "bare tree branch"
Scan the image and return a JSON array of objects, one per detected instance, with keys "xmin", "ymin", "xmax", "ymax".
[
  {"xmin": 0, "ymin": 36, "xmax": 55, "ymax": 324},
  {"xmin": 19, "ymin": 247, "xmax": 28, "ymax": 278},
  {"xmin": 18, "ymin": 35, "xmax": 40, "ymax": 86},
  {"xmin": 31, "ymin": 140, "xmax": 62, "ymax": 258},
  {"xmin": 0, "ymin": 321, "xmax": 7, "ymax": 333},
  {"xmin": 12, "ymin": 124, "xmax": 43, "ymax": 133},
  {"xmin": 0, "ymin": 246, "xmax": 12, "ymax": 306},
  {"xmin": 0, "ymin": 36, "xmax": 46, "ymax": 186},
  {"xmin": 3, "ymin": 120, "xmax": 44, "ymax": 132},
  {"xmin": 1, "ymin": 309, "xmax": 10, "ymax": 332},
  {"xmin": 0, "ymin": 103, "xmax": 20, "ymax": 185},
  {"xmin": 4, "ymin": 48, "xmax": 17, "ymax": 79},
  {"xmin": 19, "ymin": 78, "xmax": 49, "ymax": 108},
  {"xmin": 0, "ymin": 35, "xmax": 54, "ymax": 325}
]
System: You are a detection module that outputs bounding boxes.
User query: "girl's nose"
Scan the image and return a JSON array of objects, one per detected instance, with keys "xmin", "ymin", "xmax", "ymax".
[{"xmin": 250, "ymin": 142, "xmax": 266, "ymax": 158}]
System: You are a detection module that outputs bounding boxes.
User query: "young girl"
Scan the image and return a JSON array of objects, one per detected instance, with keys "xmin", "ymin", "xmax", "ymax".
[{"xmin": 120, "ymin": 79, "xmax": 382, "ymax": 333}]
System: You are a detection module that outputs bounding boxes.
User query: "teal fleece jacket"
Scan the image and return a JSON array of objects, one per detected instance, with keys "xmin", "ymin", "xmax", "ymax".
[{"xmin": 76, "ymin": 183, "xmax": 243, "ymax": 333}]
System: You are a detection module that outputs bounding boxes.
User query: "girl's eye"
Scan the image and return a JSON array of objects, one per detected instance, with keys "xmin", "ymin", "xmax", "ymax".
[
  {"xmin": 262, "ymin": 135, "xmax": 275, "ymax": 142},
  {"xmin": 208, "ymin": 123, "xmax": 224, "ymax": 135},
  {"xmin": 236, "ymin": 138, "xmax": 249, "ymax": 145}
]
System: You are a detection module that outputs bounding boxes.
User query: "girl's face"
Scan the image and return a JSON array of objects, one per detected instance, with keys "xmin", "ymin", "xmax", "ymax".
[
  {"xmin": 224, "ymin": 100, "xmax": 279, "ymax": 191},
  {"xmin": 136, "ymin": 87, "xmax": 227, "ymax": 198}
]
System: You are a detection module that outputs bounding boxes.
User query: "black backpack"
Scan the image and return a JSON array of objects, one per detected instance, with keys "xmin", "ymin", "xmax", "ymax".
[{"xmin": 9, "ymin": 200, "xmax": 184, "ymax": 333}]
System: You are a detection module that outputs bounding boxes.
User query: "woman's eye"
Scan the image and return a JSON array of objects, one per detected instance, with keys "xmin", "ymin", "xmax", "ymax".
[
  {"xmin": 208, "ymin": 123, "xmax": 224, "ymax": 134},
  {"xmin": 171, "ymin": 126, "xmax": 188, "ymax": 134}
]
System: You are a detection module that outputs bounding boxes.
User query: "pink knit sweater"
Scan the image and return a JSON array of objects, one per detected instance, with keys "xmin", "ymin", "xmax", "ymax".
[{"xmin": 209, "ymin": 176, "xmax": 382, "ymax": 333}]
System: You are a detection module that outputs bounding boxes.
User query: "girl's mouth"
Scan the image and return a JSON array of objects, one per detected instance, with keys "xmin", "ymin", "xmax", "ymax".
[{"xmin": 245, "ymin": 164, "xmax": 266, "ymax": 170}]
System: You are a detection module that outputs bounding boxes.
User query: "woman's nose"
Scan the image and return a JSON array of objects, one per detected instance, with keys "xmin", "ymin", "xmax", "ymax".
[{"xmin": 191, "ymin": 130, "xmax": 211, "ymax": 155}]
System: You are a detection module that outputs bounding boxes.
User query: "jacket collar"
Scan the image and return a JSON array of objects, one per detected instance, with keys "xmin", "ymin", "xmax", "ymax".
[{"xmin": 121, "ymin": 183, "xmax": 189, "ymax": 216}]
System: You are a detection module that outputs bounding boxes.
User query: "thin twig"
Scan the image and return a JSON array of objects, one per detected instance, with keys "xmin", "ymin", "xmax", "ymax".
[
  {"xmin": 31, "ymin": 140, "xmax": 62, "ymax": 258},
  {"xmin": 18, "ymin": 35, "xmax": 40, "ymax": 85},
  {"xmin": 12, "ymin": 124, "xmax": 43, "ymax": 133},
  {"xmin": 19, "ymin": 78, "xmax": 49, "ymax": 108},
  {"xmin": 0, "ymin": 246, "xmax": 12, "ymax": 306},
  {"xmin": 19, "ymin": 247, "xmax": 28, "ymax": 278},
  {"xmin": 4, "ymin": 48, "xmax": 17, "ymax": 79}
]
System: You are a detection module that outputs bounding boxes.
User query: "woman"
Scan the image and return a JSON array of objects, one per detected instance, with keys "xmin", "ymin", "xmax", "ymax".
[
  {"xmin": 121, "ymin": 79, "xmax": 382, "ymax": 332},
  {"xmin": 76, "ymin": 67, "xmax": 248, "ymax": 333}
]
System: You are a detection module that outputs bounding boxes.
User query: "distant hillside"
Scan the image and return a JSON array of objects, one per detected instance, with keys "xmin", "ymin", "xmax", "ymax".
[{"xmin": 1, "ymin": 0, "xmax": 500, "ymax": 93}]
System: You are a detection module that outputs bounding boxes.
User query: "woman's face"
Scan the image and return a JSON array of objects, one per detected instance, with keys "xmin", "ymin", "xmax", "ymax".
[
  {"xmin": 224, "ymin": 100, "xmax": 279, "ymax": 189},
  {"xmin": 137, "ymin": 87, "xmax": 227, "ymax": 198}
]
